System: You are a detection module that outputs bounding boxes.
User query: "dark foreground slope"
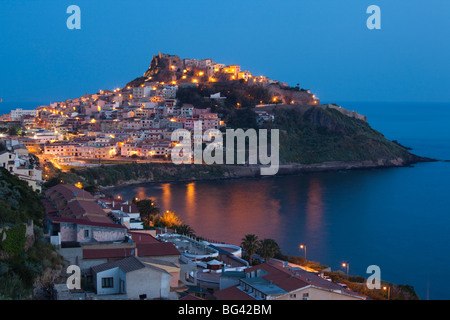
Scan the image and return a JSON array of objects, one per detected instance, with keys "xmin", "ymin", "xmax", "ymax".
[{"xmin": 0, "ymin": 168, "xmax": 62, "ymax": 299}]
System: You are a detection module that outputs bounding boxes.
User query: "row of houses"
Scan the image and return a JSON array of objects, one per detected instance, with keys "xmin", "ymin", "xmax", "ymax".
[
  {"xmin": 43, "ymin": 184, "xmax": 183, "ymax": 299},
  {"xmin": 0, "ymin": 139, "xmax": 42, "ymax": 191},
  {"xmin": 214, "ymin": 262, "xmax": 365, "ymax": 301},
  {"xmin": 42, "ymin": 184, "xmax": 367, "ymax": 301}
]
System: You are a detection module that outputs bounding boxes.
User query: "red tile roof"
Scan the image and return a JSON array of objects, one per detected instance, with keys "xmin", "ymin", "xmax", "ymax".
[
  {"xmin": 46, "ymin": 184, "xmax": 95, "ymax": 202},
  {"xmin": 83, "ymin": 247, "xmax": 135, "ymax": 260},
  {"xmin": 61, "ymin": 199, "xmax": 108, "ymax": 219},
  {"xmin": 180, "ymin": 294, "xmax": 204, "ymax": 301},
  {"xmin": 130, "ymin": 232, "xmax": 160, "ymax": 244},
  {"xmin": 245, "ymin": 263, "xmax": 309, "ymax": 292},
  {"xmin": 246, "ymin": 263, "xmax": 364, "ymax": 298},
  {"xmin": 214, "ymin": 285, "xmax": 256, "ymax": 300},
  {"xmin": 110, "ymin": 202, "xmax": 139, "ymax": 214},
  {"xmin": 44, "ymin": 184, "xmax": 116, "ymax": 225},
  {"xmin": 98, "ymin": 197, "xmax": 127, "ymax": 204},
  {"xmin": 136, "ymin": 242, "xmax": 180, "ymax": 257},
  {"xmin": 47, "ymin": 215, "xmax": 126, "ymax": 229},
  {"xmin": 41, "ymin": 199, "xmax": 57, "ymax": 214}
]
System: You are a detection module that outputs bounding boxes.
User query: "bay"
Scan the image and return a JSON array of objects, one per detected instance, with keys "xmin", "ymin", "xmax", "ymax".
[{"xmin": 113, "ymin": 102, "xmax": 450, "ymax": 300}]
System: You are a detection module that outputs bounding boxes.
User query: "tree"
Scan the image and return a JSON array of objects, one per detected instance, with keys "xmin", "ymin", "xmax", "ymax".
[
  {"xmin": 83, "ymin": 185, "xmax": 99, "ymax": 194},
  {"xmin": 6, "ymin": 127, "xmax": 18, "ymax": 136},
  {"xmin": 226, "ymin": 108, "xmax": 258, "ymax": 130},
  {"xmin": 176, "ymin": 224, "xmax": 195, "ymax": 237},
  {"xmin": 133, "ymin": 199, "xmax": 160, "ymax": 227},
  {"xmin": 157, "ymin": 210, "xmax": 182, "ymax": 228},
  {"xmin": 257, "ymin": 238, "xmax": 281, "ymax": 263},
  {"xmin": 241, "ymin": 234, "xmax": 259, "ymax": 266}
]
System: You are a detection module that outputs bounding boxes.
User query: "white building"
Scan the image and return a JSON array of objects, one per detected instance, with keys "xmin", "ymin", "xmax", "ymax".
[
  {"xmin": 91, "ymin": 256, "xmax": 173, "ymax": 299},
  {"xmin": 133, "ymin": 86, "xmax": 153, "ymax": 99},
  {"xmin": 10, "ymin": 108, "xmax": 38, "ymax": 121},
  {"xmin": 0, "ymin": 150, "xmax": 42, "ymax": 192},
  {"xmin": 32, "ymin": 130, "xmax": 62, "ymax": 143},
  {"xmin": 180, "ymin": 105, "xmax": 194, "ymax": 118}
]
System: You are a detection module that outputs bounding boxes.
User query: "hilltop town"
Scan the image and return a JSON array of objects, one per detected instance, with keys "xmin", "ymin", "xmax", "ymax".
[
  {"xmin": 0, "ymin": 52, "xmax": 326, "ymax": 190},
  {"xmin": 0, "ymin": 51, "xmax": 428, "ymax": 192}
]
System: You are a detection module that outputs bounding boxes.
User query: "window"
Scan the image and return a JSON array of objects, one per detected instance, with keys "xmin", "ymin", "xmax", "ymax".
[
  {"xmin": 84, "ymin": 229, "xmax": 89, "ymax": 238},
  {"xmin": 102, "ymin": 277, "xmax": 114, "ymax": 288},
  {"xmin": 303, "ymin": 293, "xmax": 309, "ymax": 300},
  {"xmin": 290, "ymin": 294, "xmax": 297, "ymax": 299}
]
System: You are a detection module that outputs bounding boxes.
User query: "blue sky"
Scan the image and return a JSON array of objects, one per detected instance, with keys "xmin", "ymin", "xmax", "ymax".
[{"xmin": 0, "ymin": 0, "xmax": 449, "ymax": 103}]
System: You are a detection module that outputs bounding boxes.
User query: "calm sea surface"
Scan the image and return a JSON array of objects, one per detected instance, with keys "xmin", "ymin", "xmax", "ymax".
[{"xmin": 3, "ymin": 101, "xmax": 450, "ymax": 299}]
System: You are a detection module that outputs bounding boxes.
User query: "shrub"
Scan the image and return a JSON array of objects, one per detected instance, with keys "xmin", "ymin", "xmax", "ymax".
[{"xmin": 0, "ymin": 224, "xmax": 26, "ymax": 256}]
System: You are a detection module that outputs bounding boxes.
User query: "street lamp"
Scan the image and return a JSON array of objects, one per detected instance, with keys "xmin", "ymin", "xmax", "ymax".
[
  {"xmin": 299, "ymin": 244, "xmax": 307, "ymax": 260},
  {"xmin": 342, "ymin": 262, "xmax": 349, "ymax": 280},
  {"xmin": 383, "ymin": 286, "xmax": 391, "ymax": 300}
]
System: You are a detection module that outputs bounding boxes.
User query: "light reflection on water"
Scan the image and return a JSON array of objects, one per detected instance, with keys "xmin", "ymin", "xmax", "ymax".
[
  {"xmin": 305, "ymin": 177, "xmax": 325, "ymax": 245},
  {"xmin": 114, "ymin": 163, "xmax": 450, "ymax": 300},
  {"xmin": 112, "ymin": 102, "xmax": 450, "ymax": 299}
]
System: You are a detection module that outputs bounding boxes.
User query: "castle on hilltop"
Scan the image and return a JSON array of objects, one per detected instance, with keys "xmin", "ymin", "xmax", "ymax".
[{"xmin": 137, "ymin": 52, "xmax": 320, "ymax": 106}]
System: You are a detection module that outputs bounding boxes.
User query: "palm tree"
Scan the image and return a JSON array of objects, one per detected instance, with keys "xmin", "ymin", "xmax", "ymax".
[
  {"xmin": 241, "ymin": 234, "xmax": 259, "ymax": 265},
  {"xmin": 133, "ymin": 199, "xmax": 160, "ymax": 227},
  {"xmin": 257, "ymin": 239, "xmax": 281, "ymax": 264},
  {"xmin": 176, "ymin": 224, "xmax": 195, "ymax": 237}
]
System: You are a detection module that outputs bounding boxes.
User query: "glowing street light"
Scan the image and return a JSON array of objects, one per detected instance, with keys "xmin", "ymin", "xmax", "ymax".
[
  {"xmin": 299, "ymin": 244, "xmax": 307, "ymax": 260},
  {"xmin": 383, "ymin": 286, "xmax": 391, "ymax": 300},
  {"xmin": 342, "ymin": 261, "xmax": 349, "ymax": 280}
]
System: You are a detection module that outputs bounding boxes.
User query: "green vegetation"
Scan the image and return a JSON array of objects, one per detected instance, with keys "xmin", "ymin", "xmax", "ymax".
[
  {"xmin": 157, "ymin": 210, "xmax": 183, "ymax": 228},
  {"xmin": 177, "ymin": 82, "xmax": 422, "ymax": 165},
  {"xmin": 276, "ymin": 254, "xmax": 328, "ymax": 271},
  {"xmin": 132, "ymin": 199, "xmax": 160, "ymax": 227},
  {"xmin": 176, "ymin": 82, "xmax": 269, "ymax": 129},
  {"xmin": 324, "ymin": 271, "xmax": 420, "ymax": 300},
  {"xmin": 45, "ymin": 162, "xmax": 231, "ymax": 188},
  {"xmin": 0, "ymin": 168, "xmax": 44, "ymax": 226},
  {"xmin": 133, "ymin": 198, "xmax": 191, "ymax": 231},
  {"xmin": 226, "ymin": 108, "xmax": 258, "ymax": 130},
  {"xmin": 0, "ymin": 126, "xmax": 21, "ymax": 137},
  {"xmin": 241, "ymin": 234, "xmax": 281, "ymax": 265},
  {"xmin": 0, "ymin": 224, "xmax": 26, "ymax": 256},
  {"xmin": 263, "ymin": 107, "xmax": 421, "ymax": 164},
  {"xmin": 0, "ymin": 236, "xmax": 62, "ymax": 299},
  {"xmin": 176, "ymin": 82, "xmax": 272, "ymax": 110},
  {"xmin": 176, "ymin": 224, "xmax": 196, "ymax": 237},
  {"xmin": 257, "ymin": 238, "xmax": 281, "ymax": 263},
  {"xmin": 241, "ymin": 234, "xmax": 260, "ymax": 266},
  {"xmin": 0, "ymin": 169, "xmax": 62, "ymax": 299}
]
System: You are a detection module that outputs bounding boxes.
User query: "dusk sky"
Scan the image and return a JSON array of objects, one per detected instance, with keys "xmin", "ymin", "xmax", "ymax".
[{"xmin": 1, "ymin": 0, "xmax": 449, "ymax": 104}]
